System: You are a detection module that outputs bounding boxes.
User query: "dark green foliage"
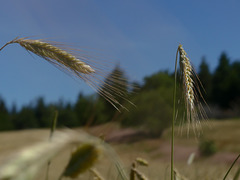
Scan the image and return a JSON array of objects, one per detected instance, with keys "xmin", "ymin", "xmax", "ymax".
[
  {"xmin": 91, "ymin": 98, "xmax": 113, "ymax": 125},
  {"xmin": 62, "ymin": 144, "xmax": 99, "ymax": 178},
  {"xmin": 198, "ymin": 54, "xmax": 240, "ymax": 118},
  {"xmin": 13, "ymin": 106, "xmax": 39, "ymax": 129},
  {"xmin": 57, "ymin": 102, "xmax": 78, "ymax": 127},
  {"xmin": 94, "ymin": 65, "xmax": 130, "ymax": 124},
  {"xmin": 198, "ymin": 57, "xmax": 212, "ymax": 101},
  {"xmin": 0, "ymin": 97, "xmax": 8, "ymax": 114},
  {"xmin": 122, "ymin": 88, "xmax": 172, "ymax": 136},
  {"xmin": 0, "ymin": 97, "xmax": 14, "ymax": 130},
  {"xmin": 1, "ymin": 52, "xmax": 240, "ymax": 130},
  {"xmin": 227, "ymin": 62, "xmax": 240, "ymax": 106},
  {"xmin": 209, "ymin": 53, "xmax": 240, "ymax": 110},
  {"xmin": 34, "ymin": 97, "xmax": 52, "ymax": 127},
  {"xmin": 142, "ymin": 71, "xmax": 174, "ymax": 91},
  {"xmin": 211, "ymin": 53, "xmax": 231, "ymax": 108},
  {"xmin": 74, "ymin": 93, "xmax": 94, "ymax": 126},
  {"xmin": 199, "ymin": 139, "xmax": 217, "ymax": 157},
  {"xmin": 121, "ymin": 72, "xmax": 174, "ymax": 136}
]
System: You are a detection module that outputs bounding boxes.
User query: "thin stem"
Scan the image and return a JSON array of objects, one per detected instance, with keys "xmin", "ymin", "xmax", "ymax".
[
  {"xmin": 130, "ymin": 163, "xmax": 136, "ymax": 180},
  {"xmin": 49, "ymin": 111, "xmax": 58, "ymax": 140},
  {"xmin": 0, "ymin": 38, "xmax": 17, "ymax": 51},
  {"xmin": 223, "ymin": 153, "xmax": 240, "ymax": 180},
  {"xmin": 45, "ymin": 111, "xmax": 58, "ymax": 180},
  {"xmin": 171, "ymin": 47, "xmax": 179, "ymax": 180},
  {"xmin": 0, "ymin": 42, "xmax": 11, "ymax": 51}
]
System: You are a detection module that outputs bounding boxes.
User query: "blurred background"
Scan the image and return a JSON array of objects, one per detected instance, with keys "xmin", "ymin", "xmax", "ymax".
[
  {"xmin": 0, "ymin": 0, "xmax": 240, "ymax": 131},
  {"xmin": 0, "ymin": 1, "xmax": 240, "ymax": 179}
]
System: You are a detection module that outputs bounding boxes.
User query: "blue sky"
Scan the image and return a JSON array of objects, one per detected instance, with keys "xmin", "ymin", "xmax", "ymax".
[{"xmin": 1, "ymin": 0, "xmax": 240, "ymax": 108}]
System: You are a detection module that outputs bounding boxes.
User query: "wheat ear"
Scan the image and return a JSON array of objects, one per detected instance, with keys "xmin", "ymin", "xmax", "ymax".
[
  {"xmin": 177, "ymin": 44, "xmax": 207, "ymax": 133},
  {"xmin": 0, "ymin": 37, "xmax": 132, "ymax": 110},
  {"xmin": 12, "ymin": 37, "xmax": 95, "ymax": 74}
]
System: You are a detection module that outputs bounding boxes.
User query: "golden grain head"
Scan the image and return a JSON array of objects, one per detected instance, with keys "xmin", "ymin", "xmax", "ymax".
[
  {"xmin": 177, "ymin": 44, "xmax": 207, "ymax": 134},
  {"xmin": 178, "ymin": 45, "xmax": 195, "ymax": 111},
  {"xmin": 135, "ymin": 157, "xmax": 148, "ymax": 167},
  {"xmin": 0, "ymin": 37, "xmax": 133, "ymax": 111},
  {"xmin": 14, "ymin": 38, "xmax": 95, "ymax": 74},
  {"xmin": 132, "ymin": 168, "xmax": 149, "ymax": 180}
]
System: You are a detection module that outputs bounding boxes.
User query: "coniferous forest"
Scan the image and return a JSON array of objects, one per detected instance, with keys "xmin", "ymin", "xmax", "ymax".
[{"xmin": 0, "ymin": 52, "xmax": 240, "ymax": 134}]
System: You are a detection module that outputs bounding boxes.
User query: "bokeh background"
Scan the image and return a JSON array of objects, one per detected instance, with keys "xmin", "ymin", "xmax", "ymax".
[
  {"xmin": 1, "ymin": 0, "xmax": 240, "ymax": 108},
  {"xmin": 0, "ymin": 1, "xmax": 240, "ymax": 179}
]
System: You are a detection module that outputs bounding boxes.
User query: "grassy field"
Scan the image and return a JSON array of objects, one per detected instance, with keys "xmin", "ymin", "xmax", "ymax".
[{"xmin": 0, "ymin": 119, "xmax": 239, "ymax": 180}]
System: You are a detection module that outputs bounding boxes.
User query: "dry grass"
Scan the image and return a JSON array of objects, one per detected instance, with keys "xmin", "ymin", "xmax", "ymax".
[
  {"xmin": 0, "ymin": 131, "xmax": 85, "ymax": 179},
  {"xmin": 0, "ymin": 120, "xmax": 239, "ymax": 179},
  {"xmin": 163, "ymin": 119, "xmax": 240, "ymax": 153}
]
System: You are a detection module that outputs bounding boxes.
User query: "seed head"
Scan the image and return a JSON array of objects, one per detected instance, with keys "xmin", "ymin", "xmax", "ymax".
[
  {"xmin": 0, "ymin": 37, "xmax": 133, "ymax": 111},
  {"xmin": 14, "ymin": 38, "xmax": 95, "ymax": 74},
  {"xmin": 177, "ymin": 44, "xmax": 207, "ymax": 134},
  {"xmin": 179, "ymin": 45, "xmax": 195, "ymax": 111}
]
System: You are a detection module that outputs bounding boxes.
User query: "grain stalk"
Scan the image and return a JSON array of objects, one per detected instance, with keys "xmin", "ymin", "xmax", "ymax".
[
  {"xmin": 223, "ymin": 153, "xmax": 240, "ymax": 180},
  {"xmin": 171, "ymin": 44, "xmax": 207, "ymax": 180},
  {"xmin": 178, "ymin": 45, "xmax": 207, "ymax": 133},
  {"xmin": 0, "ymin": 37, "xmax": 132, "ymax": 111}
]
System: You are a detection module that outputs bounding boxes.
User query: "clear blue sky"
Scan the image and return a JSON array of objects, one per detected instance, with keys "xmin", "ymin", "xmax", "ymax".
[{"xmin": 1, "ymin": 0, "xmax": 240, "ymax": 109}]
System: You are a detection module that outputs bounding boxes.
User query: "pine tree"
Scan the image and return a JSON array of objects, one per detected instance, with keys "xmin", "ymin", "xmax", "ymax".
[
  {"xmin": 95, "ymin": 65, "xmax": 129, "ymax": 124},
  {"xmin": 212, "ymin": 52, "xmax": 231, "ymax": 108},
  {"xmin": 198, "ymin": 57, "xmax": 212, "ymax": 101}
]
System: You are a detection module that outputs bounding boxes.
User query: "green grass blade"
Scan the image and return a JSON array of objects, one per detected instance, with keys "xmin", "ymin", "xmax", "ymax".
[
  {"xmin": 223, "ymin": 154, "xmax": 240, "ymax": 180},
  {"xmin": 233, "ymin": 167, "xmax": 240, "ymax": 180}
]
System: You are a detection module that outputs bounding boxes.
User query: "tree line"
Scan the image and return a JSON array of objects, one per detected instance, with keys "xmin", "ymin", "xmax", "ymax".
[
  {"xmin": 0, "ymin": 52, "xmax": 240, "ymax": 133},
  {"xmin": 198, "ymin": 52, "xmax": 240, "ymax": 118}
]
